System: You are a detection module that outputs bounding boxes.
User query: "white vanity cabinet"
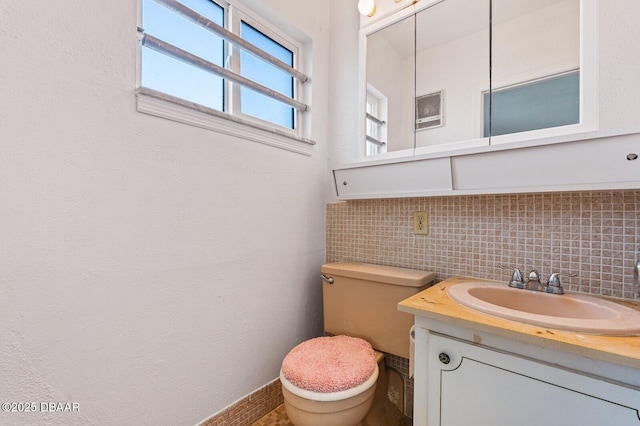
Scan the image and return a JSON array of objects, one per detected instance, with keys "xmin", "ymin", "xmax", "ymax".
[
  {"xmin": 413, "ymin": 317, "xmax": 640, "ymax": 426},
  {"xmin": 422, "ymin": 331, "xmax": 640, "ymax": 425},
  {"xmin": 399, "ymin": 277, "xmax": 640, "ymax": 425}
]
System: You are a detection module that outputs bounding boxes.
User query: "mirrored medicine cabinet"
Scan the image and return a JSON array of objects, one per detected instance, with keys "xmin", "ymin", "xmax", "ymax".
[{"xmin": 362, "ymin": 0, "xmax": 594, "ymax": 158}]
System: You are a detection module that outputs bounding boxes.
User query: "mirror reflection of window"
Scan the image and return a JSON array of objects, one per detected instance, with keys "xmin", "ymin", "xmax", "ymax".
[
  {"xmin": 366, "ymin": 85, "xmax": 388, "ymax": 156},
  {"xmin": 490, "ymin": 0, "xmax": 581, "ymax": 138},
  {"xmin": 365, "ymin": 14, "xmax": 416, "ymax": 155},
  {"xmin": 483, "ymin": 70, "xmax": 579, "ymax": 137}
]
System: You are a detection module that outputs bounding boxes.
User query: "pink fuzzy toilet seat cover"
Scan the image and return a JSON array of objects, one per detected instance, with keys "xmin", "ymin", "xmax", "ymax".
[{"xmin": 281, "ymin": 335, "xmax": 376, "ymax": 393}]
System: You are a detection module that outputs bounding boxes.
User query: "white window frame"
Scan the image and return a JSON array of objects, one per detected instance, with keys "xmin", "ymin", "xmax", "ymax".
[
  {"xmin": 365, "ymin": 84, "xmax": 387, "ymax": 156},
  {"xmin": 136, "ymin": 0, "xmax": 314, "ymax": 155}
]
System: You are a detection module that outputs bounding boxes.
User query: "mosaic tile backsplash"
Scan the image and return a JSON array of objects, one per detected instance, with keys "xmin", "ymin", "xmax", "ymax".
[
  {"xmin": 326, "ymin": 191, "xmax": 640, "ymax": 300},
  {"xmin": 199, "ymin": 379, "xmax": 283, "ymax": 426}
]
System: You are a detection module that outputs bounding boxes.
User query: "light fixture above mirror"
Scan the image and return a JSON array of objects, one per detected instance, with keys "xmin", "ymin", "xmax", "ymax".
[
  {"xmin": 358, "ymin": 0, "xmax": 376, "ymax": 17},
  {"xmin": 358, "ymin": 0, "xmax": 412, "ymax": 18}
]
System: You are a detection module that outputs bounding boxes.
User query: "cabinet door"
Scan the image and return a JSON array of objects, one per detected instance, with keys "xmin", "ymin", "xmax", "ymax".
[
  {"xmin": 451, "ymin": 132, "xmax": 640, "ymax": 191},
  {"xmin": 333, "ymin": 157, "xmax": 452, "ymax": 199},
  {"xmin": 426, "ymin": 333, "xmax": 640, "ymax": 426}
]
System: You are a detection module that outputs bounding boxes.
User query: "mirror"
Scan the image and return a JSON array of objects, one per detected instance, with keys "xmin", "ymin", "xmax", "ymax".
[
  {"xmin": 365, "ymin": 14, "xmax": 416, "ymax": 156},
  {"xmin": 489, "ymin": 0, "xmax": 581, "ymax": 139},
  {"xmin": 414, "ymin": 0, "xmax": 489, "ymax": 151},
  {"xmin": 364, "ymin": 0, "xmax": 582, "ymax": 156}
]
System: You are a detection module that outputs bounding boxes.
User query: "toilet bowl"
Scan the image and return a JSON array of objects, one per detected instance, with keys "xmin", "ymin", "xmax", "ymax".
[
  {"xmin": 280, "ymin": 336, "xmax": 381, "ymax": 426},
  {"xmin": 280, "ymin": 367, "xmax": 378, "ymax": 426},
  {"xmin": 280, "ymin": 263, "xmax": 434, "ymax": 426}
]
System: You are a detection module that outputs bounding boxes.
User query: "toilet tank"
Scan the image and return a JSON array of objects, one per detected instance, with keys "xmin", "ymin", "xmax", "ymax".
[{"xmin": 321, "ymin": 263, "xmax": 434, "ymax": 359}]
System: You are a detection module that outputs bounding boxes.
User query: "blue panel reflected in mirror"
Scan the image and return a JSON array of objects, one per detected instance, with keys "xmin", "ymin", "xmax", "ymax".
[{"xmin": 483, "ymin": 70, "xmax": 579, "ymax": 137}]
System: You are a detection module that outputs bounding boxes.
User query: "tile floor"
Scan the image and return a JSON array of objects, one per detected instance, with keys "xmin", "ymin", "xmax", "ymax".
[
  {"xmin": 250, "ymin": 404, "xmax": 412, "ymax": 426},
  {"xmin": 249, "ymin": 405, "xmax": 289, "ymax": 426}
]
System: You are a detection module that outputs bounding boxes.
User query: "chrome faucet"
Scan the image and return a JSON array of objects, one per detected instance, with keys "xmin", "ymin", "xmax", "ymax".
[
  {"xmin": 499, "ymin": 265, "xmax": 574, "ymax": 295},
  {"xmin": 525, "ymin": 270, "xmax": 545, "ymax": 292}
]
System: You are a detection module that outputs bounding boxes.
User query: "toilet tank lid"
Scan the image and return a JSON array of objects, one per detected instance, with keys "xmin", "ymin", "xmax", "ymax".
[{"xmin": 321, "ymin": 263, "xmax": 434, "ymax": 288}]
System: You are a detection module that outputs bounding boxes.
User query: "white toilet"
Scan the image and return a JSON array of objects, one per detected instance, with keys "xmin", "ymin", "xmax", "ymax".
[{"xmin": 280, "ymin": 263, "xmax": 434, "ymax": 426}]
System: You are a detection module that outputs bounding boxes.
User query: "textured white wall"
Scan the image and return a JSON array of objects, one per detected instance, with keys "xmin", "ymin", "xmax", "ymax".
[
  {"xmin": 599, "ymin": 0, "xmax": 640, "ymax": 129},
  {"xmin": 326, "ymin": 0, "xmax": 362, "ymax": 168},
  {"xmin": 0, "ymin": 0, "xmax": 329, "ymax": 425}
]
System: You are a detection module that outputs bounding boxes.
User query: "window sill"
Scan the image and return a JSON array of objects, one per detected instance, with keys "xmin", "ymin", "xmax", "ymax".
[{"xmin": 136, "ymin": 87, "xmax": 315, "ymax": 156}]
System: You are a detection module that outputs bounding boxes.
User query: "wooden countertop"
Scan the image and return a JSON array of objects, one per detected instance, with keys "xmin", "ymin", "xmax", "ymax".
[{"xmin": 398, "ymin": 276, "xmax": 640, "ymax": 370}]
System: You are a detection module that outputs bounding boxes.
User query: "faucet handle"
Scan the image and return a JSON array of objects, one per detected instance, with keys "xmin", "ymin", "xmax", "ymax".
[
  {"xmin": 546, "ymin": 273, "xmax": 564, "ymax": 294},
  {"xmin": 547, "ymin": 272, "xmax": 561, "ymax": 286},
  {"xmin": 545, "ymin": 272, "xmax": 577, "ymax": 294},
  {"xmin": 499, "ymin": 265, "xmax": 524, "ymax": 288}
]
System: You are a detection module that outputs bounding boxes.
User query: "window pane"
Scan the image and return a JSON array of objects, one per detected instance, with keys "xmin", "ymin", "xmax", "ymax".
[
  {"xmin": 239, "ymin": 21, "xmax": 294, "ymax": 129},
  {"xmin": 141, "ymin": 0, "xmax": 225, "ymax": 110},
  {"xmin": 142, "ymin": 47, "xmax": 224, "ymax": 109}
]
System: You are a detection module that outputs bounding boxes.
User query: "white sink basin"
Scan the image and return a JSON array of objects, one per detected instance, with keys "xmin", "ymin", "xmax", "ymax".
[{"xmin": 448, "ymin": 281, "xmax": 640, "ymax": 336}]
